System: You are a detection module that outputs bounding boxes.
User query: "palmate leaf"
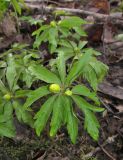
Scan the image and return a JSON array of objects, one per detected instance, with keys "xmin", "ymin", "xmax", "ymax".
[
  {"xmin": 59, "ymin": 16, "xmax": 87, "ymax": 28},
  {"xmin": 0, "ymin": 0, "xmax": 9, "ymax": 19},
  {"xmin": 50, "ymin": 95, "xmax": 64, "ymax": 137},
  {"xmin": 66, "ymin": 51, "xmax": 92, "ymax": 85},
  {"xmin": 0, "ymin": 101, "xmax": 15, "ymax": 138},
  {"xmin": 82, "ymin": 58, "xmax": 108, "ymax": 91},
  {"xmin": 22, "ymin": 69, "xmax": 34, "ymax": 88},
  {"xmin": 34, "ymin": 95, "xmax": 57, "ymax": 136},
  {"xmin": 13, "ymin": 101, "xmax": 34, "ymax": 127},
  {"xmin": 58, "ymin": 39, "xmax": 72, "ymax": 48},
  {"xmin": 28, "ymin": 65, "xmax": 61, "ymax": 84},
  {"xmin": 6, "ymin": 54, "xmax": 17, "ymax": 91},
  {"xmin": 33, "ymin": 29, "xmax": 49, "ymax": 48},
  {"xmin": 63, "ymin": 96, "xmax": 78, "ymax": 144},
  {"xmin": 72, "ymin": 95, "xmax": 104, "ymax": 112},
  {"xmin": 72, "ymin": 95, "xmax": 103, "ymax": 140},
  {"xmin": 0, "ymin": 80, "xmax": 8, "ymax": 94},
  {"xmin": 73, "ymin": 27, "xmax": 87, "ymax": 36},
  {"xmin": 15, "ymin": 89, "xmax": 31, "ymax": 98},
  {"xmin": 59, "ymin": 27, "xmax": 70, "ymax": 37},
  {"xmin": 32, "ymin": 25, "xmax": 50, "ymax": 37},
  {"xmin": 0, "ymin": 102, "xmax": 13, "ymax": 123},
  {"xmin": 83, "ymin": 109, "xmax": 100, "ymax": 141},
  {"xmin": 23, "ymin": 86, "xmax": 50, "ymax": 109},
  {"xmin": 78, "ymin": 41, "xmax": 88, "ymax": 50},
  {"xmin": 72, "ymin": 85, "xmax": 100, "ymax": 105},
  {"xmin": 56, "ymin": 52, "xmax": 66, "ymax": 84},
  {"xmin": 4, "ymin": 101, "xmax": 13, "ymax": 118},
  {"xmin": 48, "ymin": 27, "xmax": 58, "ymax": 47},
  {"xmin": 11, "ymin": 0, "xmax": 21, "ymax": 15},
  {"xmin": 0, "ymin": 122, "xmax": 15, "ymax": 138},
  {"xmin": 55, "ymin": 47, "xmax": 74, "ymax": 60}
]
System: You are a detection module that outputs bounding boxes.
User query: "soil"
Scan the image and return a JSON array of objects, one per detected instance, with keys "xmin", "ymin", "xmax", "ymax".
[{"xmin": 0, "ymin": 114, "xmax": 123, "ymax": 160}]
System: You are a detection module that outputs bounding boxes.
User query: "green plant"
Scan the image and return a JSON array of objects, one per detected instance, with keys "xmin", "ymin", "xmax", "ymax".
[
  {"xmin": 0, "ymin": 0, "xmax": 25, "ymax": 20},
  {"xmin": 0, "ymin": 53, "xmax": 34, "ymax": 138},
  {"xmin": 32, "ymin": 16, "xmax": 87, "ymax": 52},
  {"xmin": 20, "ymin": 16, "xmax": 43, "ymax": 26},
  {"xmin": 0, "ymin": 14, "xmax": 108, "ymax": 144},
  {"xmin": 1, "ymin": 43, "xmax": 40, "ymax": 87},
  {"xmin": 23, "ymin": 52, "xmax": 105, "ymax": 143},
  {"xmin": 55, "ymin": 40, "xmax": 108, "ymax": 90},
  {"xmin": 116, "ymin": 34, "xmax": 123, "ymax": 41}
]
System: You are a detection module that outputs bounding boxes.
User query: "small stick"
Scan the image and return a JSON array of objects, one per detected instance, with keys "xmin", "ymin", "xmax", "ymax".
[
  {"xmin": 25, "ymin": 4, "xmax": 123, "ymax": 22},
  {"xmin": 83, "ymin": 134, "xmax": 118, "ymax": 159},
  {"xmin": 98, "ymin": 143, "xmax": 116, "ymax": 160}
]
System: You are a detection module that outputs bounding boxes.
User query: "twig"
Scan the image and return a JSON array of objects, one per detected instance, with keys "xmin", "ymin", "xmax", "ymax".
[
  {"xmin": 25, "ymin": 0, "xmax": 67, "ymax": 6},
  {"xmin": 98, "ymin": 143, "xmax": 116, "ymax": 160},
  {"xmin": 25, "ymin": 3, "xmax": 123, "ymax": 23},
  {"xmin": 83, "ymin": 134, "xmax": 118, "ymax": 159},
  {"xmin": 99, "ymin": 98, "xmax": 114, "ymax": 114}
]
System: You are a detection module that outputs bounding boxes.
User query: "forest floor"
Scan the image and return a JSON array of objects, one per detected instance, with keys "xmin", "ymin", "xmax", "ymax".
[{"xmin": 0, "ymin": 0, "xmax": 123, "ymax": 160}]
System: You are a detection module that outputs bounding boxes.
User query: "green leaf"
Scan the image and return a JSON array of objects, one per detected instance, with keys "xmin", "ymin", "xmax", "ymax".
[
  {"xmin": 83, "ymin": 48, "xmax": 101, "ymax": 56},
  {"xmin": 33, "ymin": 29, "xmax": 49, "ymax": 48},
  {"xmin": 78, "ymin": 41, "xmax": 88, "ymax": 50},
  {"xmin": 57, "ymin": 52, "xmax": 66, "ymax": 83},
  {"xmin": 82, "ymin": 64, "xmax": 98, "ymax": 91},
  {"xmin": 63, "ymin": 96, "xmax": 78, "ymax": 144},
  {"xmin": 66, "ymin": 52, "xmax": 92, "ymax": 85},
  {"xmin": 22, "ymin": 69, "xmax": 34, "ymax": 88},
  {"xmin": 50, "ymin": 96, "xmax": 64, "ymax": 137},
  {"xmin": 59, "ymin": 16, "xmax": 87, "ymax": 28},
  {"xmin": 13, "ymin": 101, "xmax": 34, "ymax": 127},
  {"xmin": 115, "ymin": 34, "xmax": 123, "ymax": 41},
  {"xmin": 0, "ymin": 80, "xmax": 8, "ymax": 94},
  {"xmin": 83, "ymin": 109, "xmax": 100, "ymax": 141},
  {"xmin": 59, "ymin": 27, "xmax": 70, "ymax": 37},
  {"xmin": 11, "ymin": 0, "xmax": 21, "ymax": 15},
  {"xmin": 72, "ymin": 95, "xmax": 100, "ymax": 140},
  {"xmin": 23, "ymin": 86, "xmax": 50, "ymax": 109},
  {"xmin": 58, "ymin": 39, "xmax": 72, "ymax": 48},
  {"xmin": 6, "ymin": 54, "xmax": 17, "ymax": 90},
  {"xmin": 48, "ymin": 27, "xmax": 58, "ymax": 47},
  {"xmin": 73, "ymin": 27, "xmax": 87, "ymax": 36},
  {"xmin": 28, "ymin": 65, "xmax": 61, "ymax": 84},
  {"xmin": 34, "ymin": 95, "xmax": 57, "ymax": 136},
  {"xmin": 55, "ymin": 47, "xmax": 74, "ymax": 60},
  {"xmin": 0, "ymin": 122, "xmax": 15, "ymax": 138},
  {"xmin": 15, "ymin": 89, "xmax": 31, "ymax": 98},
  {"xmin": 4, "ymin": 101, "xmax": 13, "ymax": 118},
  {"xmin": 82, "ymin": 58, "xmax": 108, "ymax": 91},
  {"xmin": 72, "ymin": 85, "xmax": 100, "ymax": 105},
  {"xmin": 0, "ymin": 115, "xmax": 5, "ymax": 123},
  {"xmin": 72, "ymin": 95, "xmax": 104, "ymax": 112},
  {"xmin": 32, "ymin": 25, "xmax": 49, "ymax": 36}
]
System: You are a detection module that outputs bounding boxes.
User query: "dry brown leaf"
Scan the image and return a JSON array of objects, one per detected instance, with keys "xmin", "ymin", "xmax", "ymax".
[
  {"xmin": 1, "ymin": 14, "xmax": 17, "ymax": 37},
  {"xmin": 86, "ymin": 0, "xmax": 110, "ymax": 14},
  {"xmin": 102, "ymin": 20, "xmax": 117, "ymax": 44},
  {"xmin": 116, "ymin": 104, "xmax": 123, "ymax": 112},
  {"xmin": 85, "ymin": 0, "xmax": 111, "ymax": 43}
]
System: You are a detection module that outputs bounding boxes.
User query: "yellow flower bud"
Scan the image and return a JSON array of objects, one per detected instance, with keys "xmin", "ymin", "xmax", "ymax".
[
  {"xmin": 58, "ymin": 20, "xmax": 61, "ymax": 25},
  {"xmin": 65, "ymin": 90, "xmax": 72, "ymax": 96},
  {"xmin": 50, "ymin": 21, "xmax": 56, "ymax": 27},
  {"xmin": 49, "ymin": 84, "xmax": 61, "ymax": 93},
  {"xmin": 3, "ymin": 94, "xmax": 11, "ymax": 100}
]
